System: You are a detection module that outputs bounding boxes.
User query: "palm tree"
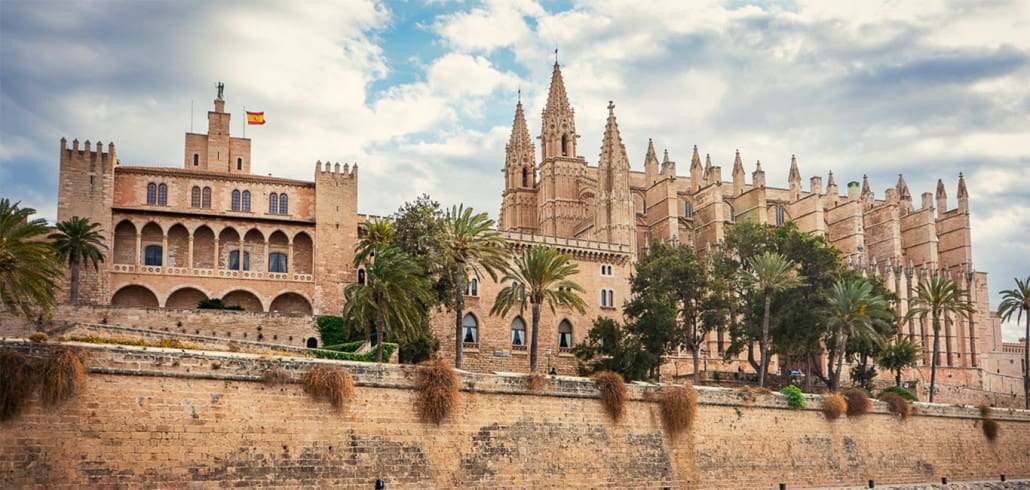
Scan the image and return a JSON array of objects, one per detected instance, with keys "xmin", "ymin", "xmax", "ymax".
[
  {"xmin": 998, "ymin": 276, "xmax": 1030, "ymax": 409},
  {"xmin": 490, "ymin": 246, "xmax": 586, "ymax": 372},
  {"xmin": 354, "ymin": 218, "xmax": 394, "ymax": 267},
  {"xmin": 439, "ymin": 205, "xmax": 508, "ymax": 369},
  {"xmin": 821, "ymin": 278, "xmax": 892, "ymax": 391},
  {"xmin": 878, "ymin": 338, "xmax": 921, "ymax": 388},
  {"xmin": 49, "ymin": 216, "xmax": 107, "ymax": 305},
  {"xmin": 742, "ymin": 251, "xmax": 804, "ymax": 387},
  {"xmin": 905, "ymin": 276, "xmax": 975, "ymax": 403},
  {"xmin": 0, "ymin": 199, "xmax": 63, "ymax": 319},
  {"xmin": 342, "ymin": 245, "xmax": 432, "ymax": 362}
]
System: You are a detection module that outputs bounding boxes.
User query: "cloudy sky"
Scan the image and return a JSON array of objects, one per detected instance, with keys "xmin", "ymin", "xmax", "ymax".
[{"xmin": 1, "ymin": 0, "xmax": 1028, "ymax": 340}]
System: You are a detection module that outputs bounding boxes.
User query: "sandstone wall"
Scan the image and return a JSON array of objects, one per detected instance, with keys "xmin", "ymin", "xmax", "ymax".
[{"xmin": 1, "ymin": 341, "xmax": 1027, "ymax": 489}]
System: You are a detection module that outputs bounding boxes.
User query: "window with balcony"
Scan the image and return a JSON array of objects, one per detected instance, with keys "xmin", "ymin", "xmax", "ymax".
[
  {"xmin": 269, "ymin": 252, "xmax": 287, "ymax": 273},
  {"xmin": 229, "ymin": 250, "xmax": 250, "ymax": 271},
  {"xmin": 144, "ymin": 245, "xmax": 162, "ymax": 266}
]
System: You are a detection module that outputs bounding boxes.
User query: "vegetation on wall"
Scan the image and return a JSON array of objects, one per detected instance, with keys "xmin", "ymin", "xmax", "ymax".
[
  {"xmin": 302, "ymin": 366, "xmax": 354, "ymax": 411},
  {"xmin": 659, "ymin": 384, "xmax": 698, "ymax": 435},
  {"xmin": 878, "ymin": 385, "xmax": 918, "ymax": 402},
  {"xmin": 878, "ymin": 391, "xmax": 911, "ymax": 420},
  {"xmin": 197, "ymin": 298, "xmax": 244, "ymax": 311},
  {"xmin": 979, "ymin": 405, "xmax": 1000, "ymax": 441},
  {"xmin": 309, "ymin": 343, "xmax": 397, "ymax": 363},
  {"xmin": 414, "ymin": 360, "xmax": 460, "ymax": 424},
  {"xmin": 843, "ymin": 388, "xmax": 871, "ymax": 417},
  {"xmin": 780, "ymin": 385, "xmax": 805, "ymax": 410},
  {"xmin": 39, "ymin": 347, "xmax": 88, "ymax": 406},
  {"xmin": 821, "ymin": 392, "xmax": 847, "ymax": 420},
  {"xmin": 593, "ymin": 371, "xmax": 628, "ymax": 422},
  {"xmin": 0, "ymin": 349, "xmax": 36, "ymax": 421}
]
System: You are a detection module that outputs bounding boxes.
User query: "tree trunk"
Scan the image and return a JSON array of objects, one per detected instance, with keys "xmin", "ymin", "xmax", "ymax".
[
  {"xmin": 1024, "ymin": 313, "xmax": 1029, "ymax": 409},
  {"xmin": 375, "ymin": 308, "xmax": 385, "ymax": 363},
  {"xmin": 454, "ymin": 273, "xmax": 464, "ymax": 369},
  {"xmin": 69, "ymin": 258, "xmax": 80, "ymax": 305},
  {"xmin": 929, "ymin": 314, "xmax": 940, "ymax": 403},
  {"xmin": 895, "ymin": 369, "xmax": 902, "ymax": 387},
  {"xmin": 833, "ymin": 333, "xmax": 848, "ymax": 392},
  {"xmin": 529, "ymin": 302, "xmax": 541, "ymax": 372},
  {"xmin": 692, "ymin": 345, "xmax": 701, "ymax": 385},
  {"xmin": 759, "ymin": 291, "xmax": 772, "ymax": 387}
]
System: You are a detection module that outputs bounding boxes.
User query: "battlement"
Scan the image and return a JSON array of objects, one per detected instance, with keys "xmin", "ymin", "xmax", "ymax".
[
  {"xmin": 60, "ymin": 137, "xmax": 117, "ymax": 168},
  {"xmin": 313, "ymin": 160, "xmax": 357, "ymax": 181}
]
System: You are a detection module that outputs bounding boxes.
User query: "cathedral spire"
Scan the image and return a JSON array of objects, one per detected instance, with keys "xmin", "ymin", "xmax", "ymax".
[
  {"xmin": 862, "ymin": 174, "xmax": 871, "ymax": 195},
  {"xmin": 788, "ymin": 154, "xmax": 801, "ymax": 185},
  {"xmin": 540, "ymin": 61, "xmax": 578, "ymax": 160},
  {"xmin": 660, "ymin": 148, "xmax": 675, "ymax": 177},
  {"xmin": 644, "ymin": 138, "xmax": 659, "ymax": 184},
  {"xmin": 501, "ymin": 99, "xmax": 538, "ymax": 231},
  {"xmin": 827, "ymin": 170, "xmax": 836, "ymax": 188},
  {"xmin": 957, "ymin": 172, "xmax": 968, "ymax": 198},
  {"xmin": 544, "ymin": 61, "xmax": 571, "ymax": 115},
  {"xmin": 594, "ymin": 101, "xmax": 635, "ymax": 248},
  {"xmin": 732, "ymin": 149, "xmax": 745, "ymax": 193},
  {"xmin": 508, "ymin": 100, "xmax": 532, "ymax": 152},
  {"xmin": 690, "ymin": 145, "xmax": 703, "ymax": 188},
  {"xmin": 896, "ymin": 173, "xmax": 911, "ymax": 201}
]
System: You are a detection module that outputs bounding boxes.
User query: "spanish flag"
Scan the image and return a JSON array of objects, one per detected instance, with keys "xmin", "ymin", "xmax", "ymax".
[{"xmin": 246, "ymin": 111, "xmax": 265, "ymax": 125}]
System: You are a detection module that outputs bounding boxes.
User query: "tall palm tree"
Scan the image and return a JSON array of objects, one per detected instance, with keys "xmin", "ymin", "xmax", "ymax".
[
  {"xmin": 490, "ymin": 246, "xmax": 586, "ymax": 372},
  {"xmin": 49, "ymin": 216, "xmax": 107, "ymax": 305},
  {"xmin": 742, "ymin": 251, "xmax": 804, "ymax": 387},
  {"xmin": 353, "ymin": 218, "xmax": 394, "ymax": 267},
  {"xmin": 0, "ymin": 199, "xmax": 63, "ymax": 319},
  {"xmin": 821, "ymin": 278, "xmax": 892, "ymax": 391},
  {"xmin": 905, "ymin": 276, "xmax": 975, "ymax": 403},
  {"xmin": 342, "ymin": 245, "xmax": 432, "ymax": 362},
  {"xmin": 439, "ymin": 205, "xmax": 508, "ymax": 369},
  {"xmin": 998, "ymin": 276, "xmax": 1030, "ymax": 409},
  {"xmin": 878, "ymin": 338, "xmax": 921, "ymax": 388}
]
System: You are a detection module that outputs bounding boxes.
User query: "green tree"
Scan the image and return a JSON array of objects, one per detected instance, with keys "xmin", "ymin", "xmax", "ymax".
[
  {"xmin": 49, "ymin": 216, "xmax": 107, "ymax": 305},
  {"xmin": 0, "ymin": 199, "xmax": 63, "ymax": 319},
  {"xmin": 997, "ymin": 276, "xmax": 1030, "ymax": 409},
  {"xmin": 354, "ymin": 218, "xmax": 394, "ymax": 267},
  {"xmin": 490, "ymin": 246, "xmax": 586, "ymax": 372},
  {"xmin": 572, "ymin": 316, "xmax": 654, "ymax": 381},
  {"xmin": 342, "ymin": 245, "xmax": 433, "ymax": 362},
  {"xmin": 439, "ymin": 204, "xmax": 508, "ymax": 369},
  {"xmin": 905, "ymin": 276, "xmax": 975, "ymax": 402},
  {"xmin": 877, "ymin": 337, "xmax": 921, "ymax": 387},
  {"xmin": 740, "ymin": 251, "xmax": 804, "ymax": 387},
  {"xmin": 821, "ymin": 278, "xmax": 893, "ymax": 391}
]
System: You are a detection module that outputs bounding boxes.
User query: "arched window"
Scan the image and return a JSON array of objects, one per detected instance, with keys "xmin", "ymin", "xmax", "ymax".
[
  {"xmin": 146, "ymin": 183, "xmax": 157, "ymax": 205},
  {"xmin": 279, "ymin": 193, "xmax": 288, "ymax": 214},
  {"xmin": 774, "ymin": 206, "xmax": 785, "ymax": 226},
  {"xmin": 157, "ymin": 184, "xmax": 168, "ymax": 205},
  {"xmin": 522, "ymin": 167, "xmax": 528, "ymax": 187},
  {"xmin": 728, "ymin": 204, "xmax": 736, "ymax": 223},
  {"xmin": 561, "ymin": 133, "xmax": 568, "ymax": 156},
  {"xmin": 642, "ymin": 199, "xmax": 647, "ymax": 214},
  {"xmin": 236, "ymin": 157, "xmax": 243, "ymax": 171},
  {"xmin": 462, "ymin": 313, "xmax": 478, "ymax": 345},
  {"xmin": 608, "ymin": 290, "xmax": 614, "ymax": 308},
  {"xmin": 357, "ymin": 269, "xmax": 365, "ymax": 285},
  {"xmin": 601, "ymin": 290, "xmax": 607, "ymax": 307},
  {"xmin": 202, "ymin": 187, "xmax": 212, "ymax": 208},
  {"xmin": 241, "ymin": 191, "xmax": 251, "ymax": 212},
  {"xmin": 144, "ymin": 245, "xmax": 162, "ymax": 266},
  {"xmin": 269, "ymin": 252, "xmax": 287, "ymax": 273},
  {"xmin": 306, "ymin": 337, "xmax": 318, "ymax": 348},
  {"xmin": 193, "ymin": 153, "xmax": 199, "ymax": 166},
  {"xmin": 684, "ymin": 201, "xmax": 693, "ymax": 218},
  {"xmin": 470, "ymin": 278, "xmax": 478, "ymax": 296},
  {"xmin": 511, "ymin": 317, "xmax": 526, "ymax": 347},
  {"xmin": 229, "ymin": 250, "xmax": 250, "ymax": 271},
  {"xmin": 558, "ymin": 320, "xmax": 573, "ymax": 350},
  {"xmin": 231, "ymin": 190, "xmax": 241, "ymax": 211},
  {"xmin": 191, "ymin": 186, "xmax": 201, "ymax": 208},
  {"xmin": 269, "ymin": 193, "xmax": 278, "ymax": 214}
]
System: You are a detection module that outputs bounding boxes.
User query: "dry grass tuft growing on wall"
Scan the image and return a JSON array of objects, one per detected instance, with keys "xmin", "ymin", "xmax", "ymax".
[
  {"xmin": 39, "ymin": 347, "xmax": 88, "ymax": 406},
  {"xmin": 525, "ymin": 373, "xmax": 548, "ymax": 392},
  {"xmin": 878, "ymin": 392, "xmax": 911, "ymax": 420},
  {"xmin": 414, "ymin": 360, "xmax": 460, "ymax": 425},
  {"xmin": 821, "ymin": 393, "xmax": 847, "ymax": 420},
  {"xmin": 302, "ymin": 366, "xmax": 354, "ymax": 411},
  {"xmin": 982, "ymin": 418, "xmax": 1000, "ymax": 441},
  {"xmin": 0, "ymin": 349, "xmax": 37, "ymax": 421},
  {"xmin": 263, "ymin": 366, "xmax": 291, "ymax": 387},
  {"xmin": 593, "ymin": 371, "xmax": 627, "ymax": 422},
  {"xmin": 659, "ymin": 384, "xmax": 698, "ymax": 435},
  {"xmin": 843, "ymin": 388, "xmax": 871, "ymax": 417},
  {"xmin": 28, "ymin": 332, "xmax": 48, "ymax": 343}
]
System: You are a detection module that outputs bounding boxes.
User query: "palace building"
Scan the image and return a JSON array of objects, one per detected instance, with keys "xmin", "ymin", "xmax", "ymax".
[{"xmin": 49, "ymin": 66, "xmax": 1021, "ymax": 400}]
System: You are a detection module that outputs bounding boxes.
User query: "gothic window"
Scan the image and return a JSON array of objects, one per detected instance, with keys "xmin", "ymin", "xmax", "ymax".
[
  {"xmin": 462, "ymin": 313, "xmax": 478, "ymax": 345},
  {"xmin": 269, "ymin": 193, "xmax": 278, "ymax": 214},
  {"xmin": 774, "ymin": 206, "xmax": 785, "ymax": 226},
  {"xmin": 558, "ymin": 320, "xmax": 573, "ymax": 350},
  {"xmin": 728, "ymin": 204, "xmax": 736, "ymax": 223},
  {"xmin": 357, "ymin": 269, "xmax": 365, "ymax": 285},
  {"xmin": 561, "ymin": 133, "xmax": 568, "ymax": 156},
  {"xmin": 146, "ymin": 183, "xmax": 157, "ymax": 205},
  {"xmin": 269, "ymin": 252, "xmax": 287, "ymax": 273},
  {"xmin": 236, "ymin": 158, "xmax": 243, "ymax": 171},
  {"xmin": 522, "ymin": 167, "xmax": 528, "ymax": 187},
  {"xmin": 279, "ymin": 193, "xmax": 288, "ymax": 214},
  {"xmin": 157, "ymin": 184, "xmax": 168, "ymax": 205},
  {"xmin": 608, "ymin": 290, "xmax": 614, "ymax": 307},
  {"xmin": 144, "ymin": 245, "xmax": 162, "ymax": 266},
  {"xmin": 231, "ymin": 190, "xmax": 241, "ymax": 211},
  {"xmin": 511, "ymin": 317, "xmax": 526, "ymax": 347},
  {"xmin": 229, "ymin": 250, "xmax": 250, "ymax": 271},
  {"xmin": 191, "ymin": 186, "xmax": 201, "ymax": 208},
  {"xmin": 193, "ymin": 154, "xmax": 199, "ymax": 166},
  {"xmin": 685, "ymin": 201, "xmax": 693, "ymax": 218},
  {"xmin": 642, "ymin": 199, "xmax": 647, "ymax": 214},
  {"xmin": 601, "ymin": 290, "xmax": 607, "ymax": 307},
  {"xmin": 470, "ymin": 278, "xmax": 478, "ymax": 296},
  {"xmin": 242, "ymin": 191, "xmax": 251, "ymax": 212},
  {"xmin": 202, "ymin": 187, "xmax": 212, "ymax": 208}
]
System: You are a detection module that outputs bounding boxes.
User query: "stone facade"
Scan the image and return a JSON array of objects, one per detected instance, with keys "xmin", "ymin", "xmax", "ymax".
[{"xmin": 0, "ymin": 341, "xmax": 1027, "ymax": 489}]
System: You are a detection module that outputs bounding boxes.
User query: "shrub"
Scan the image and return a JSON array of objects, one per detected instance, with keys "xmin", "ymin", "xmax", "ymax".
[
  {"xmin": 0, "ymin": 349, "xmax": 37, "ymax": 421},
  {"xmin": 263, "ymin": 367, "xmax": 290, "ymax": 386},
  {"xmin": 309, "ymin": 343, "xmax": 398, "ymax": 363},
  {"xmin": 780, "ymin": 385, "xmax": 806, "ymax": 410},
  {"xmin": 659, "ymin": 384, "xmax": 698, "ymax": 435},
  {"xmin": 982, "ymin": 418, "xmax": 1000, "ymax": 441},
  {"xmin": 525, "ymin": 373, "xmax": 548, "ymax": 392},
  {"xmin": 879, "ymin": 386, "xmax": 918, "ymax": 402},
  {"xmin": 28, "ymin": 332, "xmax": 48, "ymax": 343},
  {"xmin": 821, "ymin": 393, "xmax": 847, "ymax": 420},
  {"xmin": 197, "ymin": 298, "xmax": 244, "ymax": 310},
  {"xmin": 879, "ymin": 392, "xmax": 911, "ymax": 420},
  {"xmin": 39, "ymin": 347, "xmax": 88, "ymax": 406},
  {"xmin": 977, "ymin": 404, "xmax": 992, "ymax": 418},
  {"xmin": 594, "ymin": 371, "xmax": 627, "ymax": 422},
  {"xmin": 316, "ymin": 315, "xmax": 347, "ymax": 347},
  {"xmin": 302, "ymin": 366, "xmax": 354, "ymax": 411},
  {"xmin": 414, "ymin": 360, "xmax": 460, "ymax": 424},
  {"xmin": 843, "ymin": 388, "xmax": 871, "ymax": 417}
]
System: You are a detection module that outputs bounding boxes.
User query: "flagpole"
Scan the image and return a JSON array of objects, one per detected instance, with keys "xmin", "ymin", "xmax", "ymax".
[{"xmin": 243, "ymin": 105, "xmax": 246, "ymax": 138}]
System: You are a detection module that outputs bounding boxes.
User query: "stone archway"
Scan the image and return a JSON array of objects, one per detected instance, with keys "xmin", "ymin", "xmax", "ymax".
[
  {"xmin": 166, "ymin": 287, "xmax": 208, "ymax": 309},
  {"xmin": 111, "ymin": 285, "xmax": 159, "ymax": 308},
  {"xmin": 222, "ymin": 290, "xmax": 263, "ymax": 312},
  {"xmin": 269, "ymin": 292, "xmax": 312, "ymax": 315}
]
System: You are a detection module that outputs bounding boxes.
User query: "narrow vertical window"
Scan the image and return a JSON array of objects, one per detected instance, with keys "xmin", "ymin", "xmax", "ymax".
[
  {"xmin": 511, "ymin": 317, "xmax": 526, "ymax": 347},
  {"xmin": 561, "ymin": 133, "xmax": 568, "ymax": 156},
  {"xmin": 357, "ymin": 269, "xmax": 365, "ymax": 285},
  {"xmin": 242, "ymin": 191, "xmax": 251, "ymax": 212},
  {"xmin": 229, "ymin": 250, "xmax": 250, "ymax": 271},
  {"xmin": 601, "ymin": 290, "xmax": 607, "ymax": 307},
  {"xmin": 269, "ymin": 193, "xmax": 278, "ymax": 214},
  {"xmin": 191, "ymin": 186, "xmax": 201, "ymax": 208},
  {"xmin": 728, "ymin": 204, "xmax": 736, "ymax": 223},
  {"xmin": 146, "ymin": 183, "xmax": 157, "ymax": 205},
  {"xmin": 231, "ymin": 190, "xmax": 241, "ymax": 211},
  {"xmin": 522, "ymin": 167, "xmax": 528, "ymax": 187},
  {"xmin": 202, "ymin": 187, "xmax": 212, "ymax": 208},
  {"xmin": 608, "ymin": 290, "xmax": 614, "ymax": 308},
  {"xmin": 470, "ymin": 278, "xmax": 478, "ymax": 296},
  {"xmin": 236, "ymin": 157, "xmax": 243, "ymax": 171},
  {"xmin": 157, "ymin": 184, "xmax": 168, "ymax": 205},
  {"xmin": 279, "ymin": 193, "xmax": 288, "ymax": 214},
  {"xmin": 775, "ymin": 206, "xmax": 785, "ymax": 226},
  {"xmin": 462, "ymin": 314, "xmax": 478, "ymax": 345},
  {"xmin": 193, "ymin": 154, "xmax": 199, "ymax": 166},
  {"xmin": 558, "ymin": 320, "xmax": 572, "ymax": 350},
  {"xmin": 685, "ymin": 201, "xmax": 693, "ymax": 218}
]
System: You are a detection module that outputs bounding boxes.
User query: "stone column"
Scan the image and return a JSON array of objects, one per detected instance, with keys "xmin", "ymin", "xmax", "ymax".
[
  {"xmin": 135, "ymin": 232, "xmax": 142, "ymax": 267},
  {"xmin": 161, "ymin": 233, "xmax": 168, "ymax": 269},
  {"xmin": 288, "ymin": 242, "xmax": 294, "ymax": 275},
  {"xmin": 213, "ymin": 239, "xmax": 220, "ymax": 273},
  {"xmin": 188, "ymin": 234, "xmax": 194, "ymax": 272}
]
